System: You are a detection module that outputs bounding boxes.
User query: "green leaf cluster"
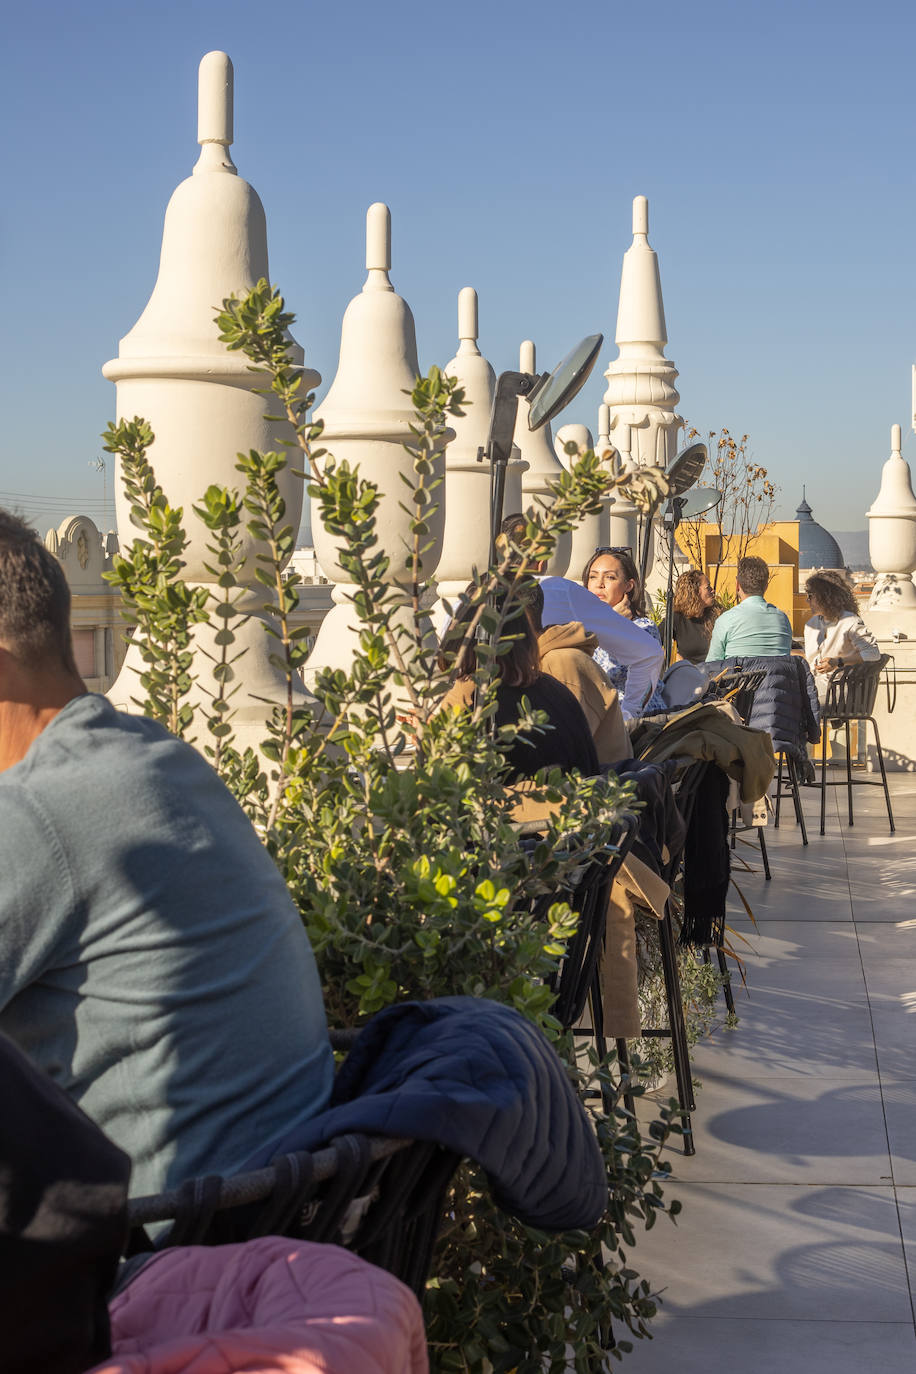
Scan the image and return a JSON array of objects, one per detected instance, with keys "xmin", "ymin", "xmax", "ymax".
[{"xmin": 106, "ymin": 280, "xmax": 682, "ymax": 1371}]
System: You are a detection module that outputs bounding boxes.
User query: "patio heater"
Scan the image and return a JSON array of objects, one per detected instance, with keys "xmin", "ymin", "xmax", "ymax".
[
  {"xmin": 661, "ymin": 484, "xmax": 722, "ymax": 664},
  {"xmin": 478, "ymin": 334, "xmax": 604, "ymax": 564},
  {"xmin": 637, "ymin": 440, "xmax": 708, "ymax": 589}
]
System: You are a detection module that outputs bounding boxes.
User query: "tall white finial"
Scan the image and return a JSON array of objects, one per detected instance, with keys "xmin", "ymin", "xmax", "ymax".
[
  {"xmin": 457, "ymin": 287, "xmax": 481, "ymax": 357},
  {"xmin": 520, "ymin": 339, "xmax": 536, "ymax": 373},
  {"xmin": 458, "ymin": 287, "xmax": 478, "ymax": 340},
  {"xmin": 867, "ymin": 422, "xmax": 916, "ymax": 608},
  {"xmin": 195, "ymin": 52, "xmax": 236, "ymax": 174},
  {"xmin": 603, "ymin": 195, "xmax": 682, "ymax": 563},
  {"xmin": 365, "ymin": 202, "xmax": 392, "ymax": 291}
]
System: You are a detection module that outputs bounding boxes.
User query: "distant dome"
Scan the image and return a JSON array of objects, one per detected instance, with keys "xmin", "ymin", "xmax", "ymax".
[{"xmin": 796, "ymin": 489, "xmax": 844, "ymax": 570}]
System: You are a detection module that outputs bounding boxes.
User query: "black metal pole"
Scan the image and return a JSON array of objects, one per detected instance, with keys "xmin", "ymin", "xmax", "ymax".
[
  {"xmin": 489, "ymin": 446, "xmax": 509, "ymax": 569},
  {"xmin": 662, "ymin": 497, "xmax": 685, "ymax": 666}
]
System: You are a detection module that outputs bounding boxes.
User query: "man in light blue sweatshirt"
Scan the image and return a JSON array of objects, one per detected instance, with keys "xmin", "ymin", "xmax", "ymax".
[
  {"xmin": 706, "ymin": 556, "xmax": 793, "ymax": 661},
  {"xmin": 0, "ymin": 509, "xmax": 334, "ymax": 1199}
]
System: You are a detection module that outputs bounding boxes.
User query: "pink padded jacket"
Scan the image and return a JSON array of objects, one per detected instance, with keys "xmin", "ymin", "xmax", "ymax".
[{"xmin": 88, "ymin": 1237, "xmax": 428, "ymax": 1374}]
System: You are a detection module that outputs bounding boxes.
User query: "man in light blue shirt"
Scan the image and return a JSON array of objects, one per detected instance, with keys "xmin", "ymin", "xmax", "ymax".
[{"xmin": 706, "ymin": 556, "xmax": 793, "ymax": 661}]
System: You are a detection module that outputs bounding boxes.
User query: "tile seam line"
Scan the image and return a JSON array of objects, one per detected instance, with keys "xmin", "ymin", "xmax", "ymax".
[
  {"xmin": 653, "ymin": 1314, "xmax": 916, "ymax": 1325},
  {"xmin": 845, "ymin": 786, "xmax": 916, "ymax": 1333}
]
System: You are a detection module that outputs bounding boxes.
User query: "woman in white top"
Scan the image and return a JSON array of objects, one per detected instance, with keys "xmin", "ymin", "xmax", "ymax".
[{"xmin": 803, "ymin": 572, "xmax": 880, "ymax": 701}]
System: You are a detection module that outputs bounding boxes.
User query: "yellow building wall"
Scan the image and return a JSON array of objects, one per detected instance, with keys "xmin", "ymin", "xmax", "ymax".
[{"xmin": 676, "ymin": 520, "xmax": 809, "ymax": 636}]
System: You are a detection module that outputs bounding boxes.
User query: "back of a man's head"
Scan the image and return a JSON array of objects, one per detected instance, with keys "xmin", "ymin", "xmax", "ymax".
[
  {"xmin": 527, "ymin": 579, "xmax": 545, "ymax": 634},
  {"xmin": 0, "ymin": 509, "xmax": 77, "ymax": 673},
  {"xmin": 736, "ymin": 555, "xmax": 770, "ymax": 598},
  {"xmin": 497, "ymin": 512, "xmax": 551, "ymax": 576}
]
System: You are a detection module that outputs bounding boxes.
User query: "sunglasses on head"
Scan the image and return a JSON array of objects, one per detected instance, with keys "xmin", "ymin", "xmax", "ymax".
[{"xmin": 592, "ymin": 546, "xmax": 633, "ymax": 559}]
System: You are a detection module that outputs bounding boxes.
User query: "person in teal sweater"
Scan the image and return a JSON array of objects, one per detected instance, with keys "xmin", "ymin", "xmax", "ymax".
[
  {"xmin": 706, "ymin": 555, "xmax": 793, "ymax": 661},
  {"xmin": 0, "ymin": 509, "xmax": 334, "ymax": 1200}
]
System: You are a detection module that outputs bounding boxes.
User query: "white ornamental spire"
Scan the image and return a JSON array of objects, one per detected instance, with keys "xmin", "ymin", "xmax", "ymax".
[
  {"xmin": 553, "ymin": 422, "xmax": 608, "ymax": 574},
  {"xmin": 307, "ymin": 204, "xmax": 451, "ymax": 682},
  {"xmin": 868, "ymin": 423, "xmax": 916, "ymax": 608},
  {"xmin": 194, "ymin": 50, "xmax": 236, "ymax": 173},
  {"xmin": 102, "ymin": 51, "xmax": 317, "ymax": 751},
  {"xmin": 603, "ymin": 195, "xmax": 682, "ymax": 472},
  {"xmin": 437, "ymin": 288, "xmax": 515, "ymax": 612},
  {"xmin": 614, "ymin": 195, "xmax": 667, "ymax": 350}
]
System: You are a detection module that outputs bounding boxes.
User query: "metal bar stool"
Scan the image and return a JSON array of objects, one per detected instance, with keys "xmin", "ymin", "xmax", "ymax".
[
  {"xmin": 773, "ymin": 750, "xmax": 810, "ymax": 845},
  {"xmin": 814, "ymin": 654, "xmax": 895, "ymax": 836},
  {"xmin": 707, "ymin": 668, "xmax": 771, "ymax": 883}
]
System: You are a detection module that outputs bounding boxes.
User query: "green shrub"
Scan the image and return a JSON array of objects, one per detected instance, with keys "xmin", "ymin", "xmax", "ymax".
[{"xmin": 104, "ymin": 280, "xmax": 683, "ymax": 1371}]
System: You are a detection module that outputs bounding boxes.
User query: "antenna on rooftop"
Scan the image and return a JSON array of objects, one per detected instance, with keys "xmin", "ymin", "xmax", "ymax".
[{"xmin": 88, "ymin": 456, "xmax": 108, "ymax": 525}]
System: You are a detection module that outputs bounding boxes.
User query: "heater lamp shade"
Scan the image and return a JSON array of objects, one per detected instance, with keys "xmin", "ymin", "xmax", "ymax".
[
  {"xmin": 666, "ymin": 441, "xmax": 708, "ymax": 496},
  {"xmin": 527, "ymin": 334, "xmax": 603, "ymax": 431},
  {"xmin": 676, "ymin": 485, "xmax": 722, "ymax": 520}
]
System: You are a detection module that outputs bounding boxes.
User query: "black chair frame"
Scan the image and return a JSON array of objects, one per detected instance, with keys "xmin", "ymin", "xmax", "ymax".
[
  {"xmin": 813, "ymin": 655, "xmax": 895, "ymax": 836},
  {"xmin": 126, "ymin": 1129, "xmax": 461, "ymax": 1299},
  {"xmin": 612, "ymin": 760, "xmax": 714, "ymax": 1158},
  {"xmin": 773, "ymin": 750, "xmax": 809, "ymax": 845},
  {"xmin": 709, "ymin": 668, "xmax": 772, "ymax": 883},
  {"xmin": 521, "ymin": 814, "xmax": 638, "ymax": 1114},
  {"xmin": 548, "ymin": 812, "xmax": 640, "ymax": 1033}
]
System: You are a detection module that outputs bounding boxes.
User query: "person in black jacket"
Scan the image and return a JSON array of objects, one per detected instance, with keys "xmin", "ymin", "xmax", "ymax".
[
  {"xmin": 439, "ymin": 583, "xmax": 599, "ymax": 780},
  {"xmin": 0, "ymin": 1032, "xmax": 130, "ymax": 1374}
]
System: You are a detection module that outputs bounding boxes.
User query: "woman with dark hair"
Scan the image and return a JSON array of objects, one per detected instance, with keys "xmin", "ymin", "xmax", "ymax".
[
  {"xmin": 672, "ymin": 569, "xmax": 720, "ymax": 665},
  {"xmin": 803, "ymin": 572, "xmax": 880, "ymax": 701},
  {"xmin": 439, "ymin": 583, "xmax": 599, "ymax": 778},
  {"xmin": 581, "ymin": 548, "xmax": 666, "ymax": 713}
]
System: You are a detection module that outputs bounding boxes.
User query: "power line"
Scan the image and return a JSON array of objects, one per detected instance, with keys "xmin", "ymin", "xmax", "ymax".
[{"xmin": 0, "ymin": 490, "xmax": 112, "ymax": 505}]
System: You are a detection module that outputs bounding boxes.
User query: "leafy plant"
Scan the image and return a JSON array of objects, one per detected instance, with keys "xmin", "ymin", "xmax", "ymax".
[
  {"xmin": 675, "ymin": 428, "xmax": 777, "ymax": 592},
  {"xmin": 104, "ymin": 279, "xmax": 684, "ymax": 1371}
]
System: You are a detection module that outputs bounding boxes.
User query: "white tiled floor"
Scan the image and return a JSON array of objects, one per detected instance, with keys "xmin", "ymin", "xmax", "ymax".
[{"xmin": 620, "ymin": 775, "xmax": 916, "ymax": 1369}]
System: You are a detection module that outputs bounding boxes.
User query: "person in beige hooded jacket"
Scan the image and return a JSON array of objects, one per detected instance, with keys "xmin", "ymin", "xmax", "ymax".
[{"xmin": 527, "ymin": 583, "xmax": 630, "ymax": 766}]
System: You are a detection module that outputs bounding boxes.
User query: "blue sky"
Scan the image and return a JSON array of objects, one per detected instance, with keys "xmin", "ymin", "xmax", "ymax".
[{"xmin": 2, "ymin": 0, "xmax": 914, "ymax": 538}]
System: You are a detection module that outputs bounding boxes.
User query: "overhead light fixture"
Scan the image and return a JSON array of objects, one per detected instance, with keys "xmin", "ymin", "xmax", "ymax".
[
  {"xmin": 479, "ymin": 333, "xmax": 604, "ymax": 563},
  {"xmin": 527, "ymin": 335, "xmax": 603, "ymax": 431},
  {"xmin": 638, "ymin": 439, "xmax": 709, "ymax": 587},
  {"xmin": 660, "ymin": 484, "xmax": 723, "ymax": 663},
  {"xmin": 666, "ymin": 441, "xmax": 708, "ymax": 496},
  {"xmin": 676, "ymin": 485, "xmax": 721, "ymax": 522}
]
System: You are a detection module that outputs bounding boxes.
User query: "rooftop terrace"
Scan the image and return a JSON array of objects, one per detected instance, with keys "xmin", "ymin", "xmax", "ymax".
[{"xmin": 626, "ymin": 775, "xmax": 916, "ymax": 1372}]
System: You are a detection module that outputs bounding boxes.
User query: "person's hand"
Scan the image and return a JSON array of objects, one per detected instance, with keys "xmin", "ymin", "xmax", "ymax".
[
  {"xmin": 814, "ymin": 656, "xmax": 834, "ymax": 674},
  {"xmin": 613, "ymin": 593, "xmax": 633, "ymax": 619}
]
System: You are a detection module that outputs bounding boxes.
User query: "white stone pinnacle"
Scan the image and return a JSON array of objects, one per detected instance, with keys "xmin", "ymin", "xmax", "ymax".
[
  {"xmin": 520, "ymin": 340, "xmax": 536, "ymax": 374},
  {"xmin": 365, "ymin": 202, "xmax": 393, "ymax": 290},
  {"xmin": 195, "ymin": 52, "xmax": 236, "ymax": 174},
  {"xmin": 457, "ymin": 287, "xmax": 480, "ymax": 355},
  {"xmin": 615, "ymin": 194, "xmax": 667, "ymax": 349}
]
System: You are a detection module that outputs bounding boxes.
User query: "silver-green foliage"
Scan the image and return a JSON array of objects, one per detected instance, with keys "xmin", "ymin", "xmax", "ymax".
[{"xmin": 104, "ymin": 280, "xmax": 682, "ymax": 1371}]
